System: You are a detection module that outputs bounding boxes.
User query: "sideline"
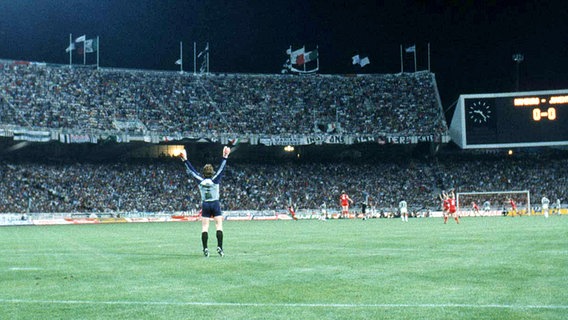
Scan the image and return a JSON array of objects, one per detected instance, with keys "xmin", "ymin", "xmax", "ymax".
[{"xmin": 1, "ymin": 299, "xmax": 567, "ymax": 310}]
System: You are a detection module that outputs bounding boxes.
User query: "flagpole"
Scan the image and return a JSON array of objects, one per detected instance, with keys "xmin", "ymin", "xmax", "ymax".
[
  {"xmin": 400, "ymin": 45, "xmax": 403, "ymax": 74},
  {"xmin": 97, "ymin": 36, "xmax": 100, "ymax": 70},
  {"xmin": 414, "ymin": 46, "xmax": 417, "ymax": 72},
  {"xmin": 83, "ymin": 36, "xmax": 86, "ymax": 65},
  {"xmin": 206, "ymin": 42, "xmax": 209, "ymax": 74},
  {"xmin": 316, "ymin": 45, "xmax": 319, "ymax": 72},
  {"xmin": 69, "ymin": 34, "xmax": 72, "ymax": 67},
  {"xmin": 193, "ymin": 42, "xmax": 197, "ymax": 75},
  {"xmin": 179, "ymin": 41, "xmax": 183, "ymax": 73},
  {"xmin": 428, "ymin": 42, "xmax": 431, "ymax": 72},
  {"xmin": 303, "ymin": 45, "xmax": 306, "ymax": 73}
]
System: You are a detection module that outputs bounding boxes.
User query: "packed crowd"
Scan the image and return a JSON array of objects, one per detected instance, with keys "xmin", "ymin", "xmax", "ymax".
[
  {"xmin": 0, "ymin": 62, "xmax": 446, "ymax": 137},
  {"xmin": 0, "ymin": 61, "xmax": 564, "ymax": 215},
  {"xmin": 1, "ymin": 154, "xmax": 565, "ymax": 214}
]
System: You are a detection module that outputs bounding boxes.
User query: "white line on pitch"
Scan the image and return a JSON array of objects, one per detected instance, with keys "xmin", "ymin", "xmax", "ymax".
[{"xmin": 0, "ymin": 299, "xmax": 567, "ymax": 310}]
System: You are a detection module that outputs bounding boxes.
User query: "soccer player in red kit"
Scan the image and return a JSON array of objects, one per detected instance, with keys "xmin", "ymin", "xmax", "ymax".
[
  {"xmin": 339, "ymin": 191, "xmax": 354, "ymax": 219},
  {"xmin": 448, "ymin": 192, "xmax": 459, "ymax": 223},
  {"xmin": 288, "ymin": 205, "xmax": 298, "ymax": 220},
  {"xmin": 439, "ymin": 191, "xmax": 449, "ymax": 221},
  {"xmin": 471, "ymin": 201, "xmax": 480, "ymax": 217},
  {"xmin": 441, "ymin": 190, "xmax": 459, "ymax": 224},
  {"xmin": 509, "ymin": 198, "xmax": 518, "ymax": 216}
]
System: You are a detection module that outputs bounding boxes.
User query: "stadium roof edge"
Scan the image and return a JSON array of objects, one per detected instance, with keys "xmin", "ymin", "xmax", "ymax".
[{"xmin": 459, "ymin": 88, "xmax": 568, "ymax": 99}]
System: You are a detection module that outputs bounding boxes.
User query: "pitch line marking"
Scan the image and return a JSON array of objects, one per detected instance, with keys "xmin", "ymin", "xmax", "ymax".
[{"xmin": 0, "ymin": 299, "xmax": 567, "ymax": 310}]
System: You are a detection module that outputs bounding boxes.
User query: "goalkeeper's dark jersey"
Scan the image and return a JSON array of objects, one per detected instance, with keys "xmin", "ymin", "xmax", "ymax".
[{"xmin": 183, "ymin": 158, "xmax": 227, "ymax": 203}]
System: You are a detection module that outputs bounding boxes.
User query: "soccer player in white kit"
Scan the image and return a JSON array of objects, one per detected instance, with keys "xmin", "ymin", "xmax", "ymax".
[
  {"xmin": 399, "ymin": 200, "xmax": 408, "ymax": 222},
  {"xmin": 541, "ymin": 196, "xmax": 550, "ymax": 218}
]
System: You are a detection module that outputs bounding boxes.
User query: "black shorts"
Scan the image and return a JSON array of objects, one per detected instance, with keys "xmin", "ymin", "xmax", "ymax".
[{"xmin": 201, "ymin": 201, "xmax": 222, "ymax": 218}]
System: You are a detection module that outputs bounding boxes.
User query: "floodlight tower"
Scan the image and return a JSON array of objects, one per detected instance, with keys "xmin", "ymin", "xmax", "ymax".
[{"xmin": 512, "ymin": 53, "xmax": 524, "ymax": 92}]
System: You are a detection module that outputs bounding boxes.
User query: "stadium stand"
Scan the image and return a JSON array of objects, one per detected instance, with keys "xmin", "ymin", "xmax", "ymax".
[
  {"xmin": 0, "ymin": 61, "xmax": 446, "ymax": 139},
  {"xmin": 1, "ymin": 152, "xmax": 566, "ymax": 214},
  {"xmin": 1, "ymin": 60, "xmax": 565, "ymax": 216}
]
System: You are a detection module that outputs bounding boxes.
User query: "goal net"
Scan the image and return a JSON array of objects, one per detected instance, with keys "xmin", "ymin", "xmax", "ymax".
[{"xmin": 456, "ymin": 190, "xmax": 531, "ymax": 217}]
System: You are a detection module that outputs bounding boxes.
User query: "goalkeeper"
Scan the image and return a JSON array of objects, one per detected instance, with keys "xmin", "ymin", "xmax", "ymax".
[{"xmin": 179, "ymin": 146, "xmax": 231, "ymax": 257}]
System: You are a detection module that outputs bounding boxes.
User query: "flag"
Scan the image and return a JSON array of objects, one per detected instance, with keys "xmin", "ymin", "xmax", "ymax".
[
  {"xmin": 175, "ymin": 59, "xmax": 182, "ymax": 65},
  {"xmin": 296, "ymin": 49, "xmax": 318, "ymax": 65},
  {"xmin": 289, "ymin": 47, "xmax": 305, "ymax": 64},
  {"xmin": 303, "ymin": 49, "xmax": 318, "ymax": 63},
  {"xmin": 352, "ymin": 54, "xmax": 360, "ymax": 65},
  {"xmin": 75, "ymin": 35, "xmax": 86, "ymax": 43},
  {"xmin": 84, "ymin": 38, "xmax": 98, "ymax": 53},
  {"xmin": 75, "ymin": 41, "xmax": 85, "ymax": 55},
  {"xmin": 197, "ymin": 44, "xmax": 209, "ymax": 58},
  {"xmin": 405, "ymin": 45, "xmax": 415, "ymax": 53},
  {"xmin": 352, "ymin": 54, "xmax": 370, "ymax": 67},
  {"xmin": 13, "ymin": 130, "xmax": 51, "ymax": 142},
  {"xmin": 200, "ymin": 58, "xmax": 207, "ymax": 73},
  {"xmin": 296, "ymin": 54, "xmax": 305, "ymax": 66},
  {"xmin": 65, "ymin": 43, "xmax": 75, "ymax": 53}
]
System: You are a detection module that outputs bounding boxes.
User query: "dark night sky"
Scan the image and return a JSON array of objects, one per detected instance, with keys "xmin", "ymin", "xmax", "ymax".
[{"xmin": 0, "ymin": 0, "xmax": 567, "ymax": 109}]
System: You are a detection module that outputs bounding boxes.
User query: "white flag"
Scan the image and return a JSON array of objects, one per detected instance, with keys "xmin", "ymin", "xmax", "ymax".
[
  {"xmin": 65, "ymin": 43, "xmax": 75, "ymax": 53},
  {"xmin": 359, "ymin": 57, "xmax": 370, "ymax": 67},
  {"xmin": 197, "ymin": 44, "xmax": 209, "ymax": 58},
  {"xmin": 175, "ymin": 59, "xmax": 182, "ymax": 65},
  {"xmin": 405, "ymin": 45, "xmax": 415, "ymax": 53},
  {"xmin": 352, "ymin": 54, "xmax": 360, "ymax": 65},
  {"xmin": 75, "ymin": 35, "xmax": 86, "ymax": 42}
]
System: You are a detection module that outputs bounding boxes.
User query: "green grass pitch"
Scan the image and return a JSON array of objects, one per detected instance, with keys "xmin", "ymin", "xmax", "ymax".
[{"xmin": 1, "ymin": 216, "xmax": 567, "ymax": 319}]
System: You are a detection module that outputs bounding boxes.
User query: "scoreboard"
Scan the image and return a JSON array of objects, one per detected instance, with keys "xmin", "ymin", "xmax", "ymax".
[{"xmin": 449, "ymin": 90, "xmax": 568, "ymax": 149}]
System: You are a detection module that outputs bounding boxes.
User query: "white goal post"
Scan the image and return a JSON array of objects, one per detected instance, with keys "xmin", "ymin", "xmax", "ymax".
[{"xmin": 456, "ymin": 190, "xmax": 531, "ymax": 217}]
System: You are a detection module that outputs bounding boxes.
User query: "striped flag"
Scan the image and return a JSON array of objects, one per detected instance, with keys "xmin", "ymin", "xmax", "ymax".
[
  {"xmin": 84, "ymin": 38, "xmax": 98, "ymax": 53},
  {"xmin": 303, "ymin": 49, "xmax": 318, "ymax": 64}
]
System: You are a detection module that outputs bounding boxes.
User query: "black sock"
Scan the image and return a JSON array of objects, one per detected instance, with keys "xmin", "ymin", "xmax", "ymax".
[
  {"xmin": 216, "ymin": 230, "xmax": 223, "ymax": 249},
  {"xmin": 201, "ymin": 232, "xmax": 208, "ymax": 249}
]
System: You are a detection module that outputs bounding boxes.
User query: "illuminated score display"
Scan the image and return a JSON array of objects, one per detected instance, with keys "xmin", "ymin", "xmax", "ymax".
[
  {"xmin": 459, "ymin": 91, "xmax": 568, "ymax": 148},
  {"xmin": 513, "ymin": 95, "xmax": 568, "ymax": 121}
]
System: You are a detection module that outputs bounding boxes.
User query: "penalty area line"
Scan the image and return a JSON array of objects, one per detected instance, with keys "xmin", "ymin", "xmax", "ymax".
[{"xmin": 0, "ymin": 299, "xmax": 567, "ymax": 310}]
